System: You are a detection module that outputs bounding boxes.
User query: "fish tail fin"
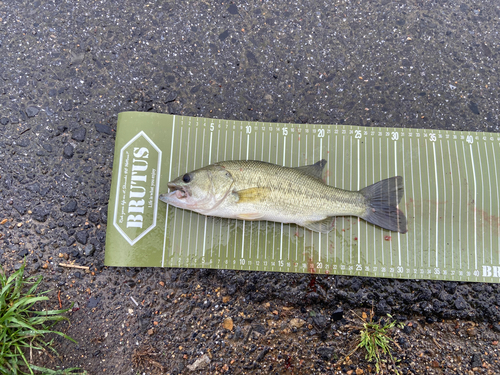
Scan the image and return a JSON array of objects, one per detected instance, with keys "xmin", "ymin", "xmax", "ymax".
[{"xmin": 359, "ymin": 176, "xmax": 407, "ymax": 233}]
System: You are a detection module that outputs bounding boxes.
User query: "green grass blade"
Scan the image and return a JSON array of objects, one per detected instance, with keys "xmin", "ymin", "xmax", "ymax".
[{"xmin": 0, "ymin": 263, "xmax": 82, "ymax": 374}]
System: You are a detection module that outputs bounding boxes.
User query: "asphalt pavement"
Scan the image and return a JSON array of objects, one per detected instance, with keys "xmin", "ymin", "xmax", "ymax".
[{"xmin": 1, "ymin": 0, "xmax": 500, "ymax": 373}]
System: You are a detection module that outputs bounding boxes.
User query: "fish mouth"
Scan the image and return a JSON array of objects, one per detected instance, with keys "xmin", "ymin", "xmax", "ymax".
[{"xmin": 168, "ymin": 182, "xmax": 189, "ymax": 199}]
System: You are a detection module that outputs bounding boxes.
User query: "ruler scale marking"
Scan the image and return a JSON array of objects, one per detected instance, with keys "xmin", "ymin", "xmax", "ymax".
[
  {"xmin": 305, "ymin": 133, "xmax": 309, "ymax": 264},
  {"xmin": 418, "ymin": 138, "xmax": 423, "ymax": 268},
  {"xmin": 289, "ymin": 131, "xmax": 293, "ymax": 263},
  {"xmin": 194, "ymin": 127, "xmax": 201, "ymax": 261},
  {"xmin": 224, "ymin": 127, "xmax": 229, "ymax": 259},
  {"xmin": 310, "ymin": 129, "xmax": 314, "ymax": 267},
  {"xmin": 297, "ymin": 128, "xmax": 300, "ymax": 263},
  {"xmin": 470, "ymin": 144, "xmax": 478, "ymax": 271},
  {"xmin": 378, "ymin": 135, "xmax": 385, "ymax": 264},
  {"xmin": 491, "ymin": 142, "xmax": 500, "ymax": 265},
  {"xmin": 290, "ymin": 130, "xmax": 295, "ymax": 264},
  {"xmin": 395, "ymin": 133, "xmax": 400, "ymax": 267},
  {"xmin": 318, "ymin": 135, "xmax": 322, "ymax": 264},
  {"xmin": 372, "ymin": 136, "xmax": 376, "ymax": 268},
  {"xmin": 484, "ymin": 143, "xmax": 492, "ymax": 263},
  {"xmin": 447, "ymin": 140, "xmax": 454, "ymax": 269},
  {"xmin": 335, "ymin": 133, "xmax": 338, "ymax": 265},
  {"xmin": 409, "ymin": 138, "xmax": 415, "ymax": 271},
  {"xmin": 357, "ymin": 136, "xmax": 360, "ymax": 265},
  {"xmin": 202, "ymin": 126, "xmax": 209, "ymax": 259},
  {"xmin": 342, "ymin": 134, "xmax": 345, "ymax": 264},
  {"xmin": 210, "ymin": 123, "xmax": 216, "ymax": 262},
  {"xmin": 216, "ymin": 126, "xmax": 222, "ymax": 260},
  {"xmin": 432, "ymin": 141, "xmax": 439, "ymax": 268},
  {"xmin": 327, "ymin": 134, "xmax": 331, "ymax": 265},
  {"xmin": 350, "ymin": 135, "xmax": 352, "ymax": 265},
  {"xmin": 402, "ymin": 132, "xmax": 407, "ymax": 269},
  {"xmin": 258, "ymin": 129, "xmax": 264, "ymax": 262},
  {"xmin": 239, "ymin": 127, "xmax": 245, "ymax": 262},
  {"xmin": 364, "ymin": 133, "xmax": 368, "ymax": 267},
  {"xmin": 172, "ymin": 125, "xmax": 184, "ymax": 263},
  {"xmin": 456, "ymin": 141, "xmax": 463, "ymax": 270},
  {"xmin": 425, "ymin": 139, "xmax": 431, "ymax": 270},
  {"xmin": 187, "ymin": 123, "xmax": 196, "ymax": 263},
  {"xmin": 387, "ymin": 136, "xmax": 392, "ymax": 267},
  {"xmin": 477, "ymin": 142, "xmax": 485, "ymax": 264},
  {"xmin": 250, "ymin": 129, "xmax": 257, "ymax": 266},
  {"xmin": 274, "ymin": 131, "xmax": 278, "ymax": 262},
  {"xmin": 461, "ymin": 142, "xmax": 470, "ymax": 270},
  {"xmin": 440, "ymin": 138, "xmax": 446, "ymax": 268},
  {"xmin": 161, "ymin": 115, "xmax": 176, "ymax": 267},
  {"xmin": 231, "ymin": 123, "xmax": 236, "ymax": 263},
  {"xmin": 282, "ymin": 130, "xmax": 287, "ymax": 261}
]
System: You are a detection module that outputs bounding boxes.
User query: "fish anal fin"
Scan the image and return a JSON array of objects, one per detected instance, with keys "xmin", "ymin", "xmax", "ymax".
[
  {"xmin": 234, "ymin": 187, "xmax": 269, "ymax": 203},
  {"xmin": 300, "ymin": 216, "xmax": 336, "ymax": 233},
  {"xmin": 236, "ymin": 212, "xmax": 266, "ymax": 221},
  {"xmin": 294, "ymin": 159, "xmax": 327, "ymax": 181}
]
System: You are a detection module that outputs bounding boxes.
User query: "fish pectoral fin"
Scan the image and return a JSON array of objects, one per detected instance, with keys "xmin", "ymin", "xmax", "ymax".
[
  {"xmin": 300, "ymin": 216, "xmax": 336, "ymax": 233},
  {"xmin": 293, "ymin": 159, "xmax": 327, "ymax": 181},
  {"xmin": 236, "ymin": 212, "xmax": 266, "ymax": 220},
  {"xmin": 234, "ymin": 187, "xmax": 270, "ymax": 203}
]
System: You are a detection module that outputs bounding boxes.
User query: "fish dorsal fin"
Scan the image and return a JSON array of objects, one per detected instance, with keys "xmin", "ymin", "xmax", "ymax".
[
  {"xmin": 234, "ymin": 187, "xmax": 270, "ymax": 203},
  {"xmin": 294, "ymin": 159, "xmax": 327, "ymax": 181},
  {"xmin": 299, "ymin": 216, "xmax": 336, "ymax": 233}
]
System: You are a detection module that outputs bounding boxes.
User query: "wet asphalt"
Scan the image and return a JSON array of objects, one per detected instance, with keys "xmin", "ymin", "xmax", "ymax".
[{"xmin": 1, "ymin": 0, "xmax": 500, "ymax": 370}]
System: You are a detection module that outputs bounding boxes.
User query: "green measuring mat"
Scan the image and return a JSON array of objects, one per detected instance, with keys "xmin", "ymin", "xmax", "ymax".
[{"xmin": 105, "ymin": 112, "xmax": 500, "ymax": 283}]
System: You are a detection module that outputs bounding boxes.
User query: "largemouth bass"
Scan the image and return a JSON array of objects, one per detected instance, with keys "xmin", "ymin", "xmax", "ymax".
[{"xmin": 159, "ymin": 160, "xmax": 407, "ymax": 233}]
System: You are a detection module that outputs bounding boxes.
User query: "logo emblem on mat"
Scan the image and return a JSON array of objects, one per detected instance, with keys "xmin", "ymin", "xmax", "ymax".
[{"xmin": 113, "ymin": 131, "xmax": 162, "ymax": 245}]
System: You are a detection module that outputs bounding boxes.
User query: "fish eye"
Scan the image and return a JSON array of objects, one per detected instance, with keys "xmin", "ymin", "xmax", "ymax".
[{"xmin": 182, "ymin": 173, "xmax": 191, "ymax": 183}]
